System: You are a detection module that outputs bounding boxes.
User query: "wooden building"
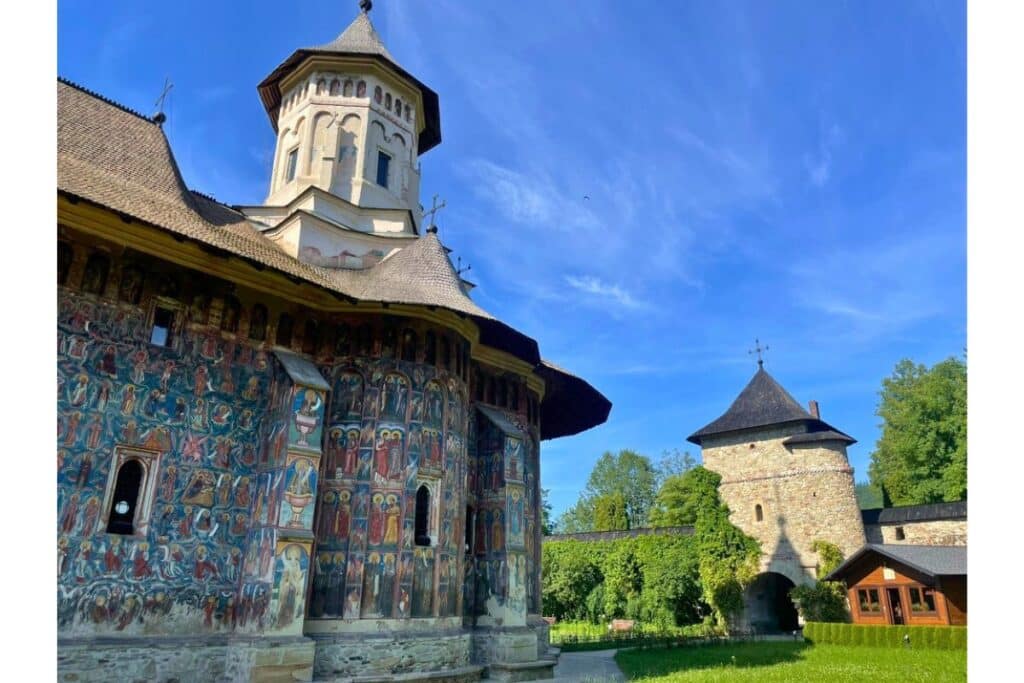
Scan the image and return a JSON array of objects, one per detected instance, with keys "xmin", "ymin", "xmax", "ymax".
[{"xmin": 826, "ymin": 544, "xmax": 966, "ymax": 626}]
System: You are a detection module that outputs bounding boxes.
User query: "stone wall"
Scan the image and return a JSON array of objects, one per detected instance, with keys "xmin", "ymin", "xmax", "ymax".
[
  {"xmin": 864, "ymin": 519, "xmax": 967, "ymax": 546},
  {"xmin": 311, "ymin": 629, "xmax": 472, "ymax": 680},
  {"xmin": 57, "ymin": 636, "xmax": 315, "ymax": 683},
  {"xmin": 701, "ymin": 425, "xmax": 866, "ymax": 584}
]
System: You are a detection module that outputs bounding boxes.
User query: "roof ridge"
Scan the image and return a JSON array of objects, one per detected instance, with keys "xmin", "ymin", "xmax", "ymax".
[{"xmin": 57, "ymin": 77, "xmax": 157, "ymax": 125}]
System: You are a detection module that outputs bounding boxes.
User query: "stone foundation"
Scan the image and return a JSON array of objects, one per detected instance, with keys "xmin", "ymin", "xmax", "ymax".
[
  {"xmin": 471, "ymin": 625, "xmax": 556, "ymax": 681},
  {"xmin": 57, "ymin": 635, "xmax": 315, "ymax": 683},
  {"xmin": 310, "ymin": 629, "xmax": 473, "ymax": 681}
]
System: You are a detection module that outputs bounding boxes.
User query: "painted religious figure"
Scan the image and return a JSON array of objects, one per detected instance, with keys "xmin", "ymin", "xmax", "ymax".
[{"xmin": 290, "ymin": 387, "xmax": 324, "ymax": 449}]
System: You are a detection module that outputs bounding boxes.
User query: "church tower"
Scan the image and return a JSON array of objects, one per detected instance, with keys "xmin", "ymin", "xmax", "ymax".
[
  {"xmin": 688, "ymin": 362, "xmax": 866, "ymax": 629},
  {"xmin": 242, "ymin": 0, "xmax": 441, "ymax": 269}
]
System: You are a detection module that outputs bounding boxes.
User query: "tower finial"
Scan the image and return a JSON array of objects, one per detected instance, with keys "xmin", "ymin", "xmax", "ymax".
[
  {"xmin": 424, "ymin": 194, "xmax": 446, "ymax": 233},
  {"xmin": 748, "ymin": 338, "xmax": 769, "ymax": 367},
  {"xmin": 359, "ymin": 0, "xmax": 373, "ymax": 14}
]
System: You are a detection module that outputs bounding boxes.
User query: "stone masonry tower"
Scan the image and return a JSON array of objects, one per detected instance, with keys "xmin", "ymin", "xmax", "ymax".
[{"xmin": 688, "ymin": 363, "xmax": 866, "ymax": 595}]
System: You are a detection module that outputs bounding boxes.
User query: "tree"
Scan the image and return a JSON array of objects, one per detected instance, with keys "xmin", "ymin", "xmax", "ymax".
[
  {"xmin": 649, "ymin": 466, "xmax": 710, "ymax": 527},
  {"xmin": 868, "ymin": 356, "xmax": 967, "ymax": 505},
  {"xmin": 655, "ymin": 448, "xmax": 697, "ymax": 484},
  {"xmin": 556, "ymin": 450, "xmax": 659, "ymax": 532},
  {"xmin": 540, "ymin": 488, "xmax": 554, "ymax": 536},
  {"xmin": 593, "ymin": 492, "xmax": 630, "ymax": 531},
  {"xmin": 789, "ymin": 540, "xmax": 849, "ymax": 623}
]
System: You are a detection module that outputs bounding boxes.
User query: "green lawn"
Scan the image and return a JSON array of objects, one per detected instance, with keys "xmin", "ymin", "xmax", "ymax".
[{"xmin": 615, "ymin": 641, "xmax": 966, "ymax": 683}]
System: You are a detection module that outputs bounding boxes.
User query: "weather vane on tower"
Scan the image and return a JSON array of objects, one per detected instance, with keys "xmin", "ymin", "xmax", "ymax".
[{"xmin": 749, "ymin": 338, "xmax": 769, "ymax": 367}]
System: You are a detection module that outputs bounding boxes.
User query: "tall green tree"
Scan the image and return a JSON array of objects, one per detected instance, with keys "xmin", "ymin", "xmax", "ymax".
[
  {"xmin": 649, "ymin": 466, "xmax": 708, "ymax": 527},
  {"xmin": 868, "ymin": 356, "xmax": 967, "ymax": 505},
  {"xmin": 540, "ymin": 488, "xmax": 554, "ymax": 536},
  {"xmin": 556, "ymin": 450, "xmax": 659, "ymax": 532},
  {"xmin": 854, "ymin": 481, "xmax": 883, "ymax": 510},
  {"xmin": 593, "ymin": 492, "xmax": 630, "ymax": 531}
]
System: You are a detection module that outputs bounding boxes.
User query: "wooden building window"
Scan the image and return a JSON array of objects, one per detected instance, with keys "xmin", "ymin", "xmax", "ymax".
[
  {"xmin": 857, "ymin": 588, "xmax": 881, "ymax": 613},
  {"xmin": 909, "ymin": 587, "xmax": 937, "ymax": 613}
]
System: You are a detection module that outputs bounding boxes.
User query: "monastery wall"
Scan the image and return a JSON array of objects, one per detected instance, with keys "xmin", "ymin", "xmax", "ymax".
[{"xmin": 864, "ymin": 519, "xmax": 967, "ymax": 546}]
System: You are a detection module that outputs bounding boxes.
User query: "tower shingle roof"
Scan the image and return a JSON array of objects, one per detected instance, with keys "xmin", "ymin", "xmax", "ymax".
[
  {"xmin": 311, "ymin": 11, "xmax": 397, "ymax": 63},
  {"xmin": 687, "ymin": 366, "xmax": 853, "ymax": 445}
]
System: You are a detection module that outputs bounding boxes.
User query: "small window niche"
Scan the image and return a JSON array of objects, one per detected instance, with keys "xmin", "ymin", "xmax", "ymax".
[
  {"xmin": 149, "ymin": 298, "xmax": 182, "ymax": 348},
  {"xmin": 755, "ymin": 504, "xmax": 764, "ymax": 522},
  {"xmin": 102, "ymin": 446, "xmax": 160, "ymax": 536},
  {"xmin": 376, "ymin": 151, "xmax": 391, "ymax": 188},
  {"xmin": 414, "ymin": 482, "xmax": 437, "ymax": 547},
  {"xmin": 894, "ymin": 526, "xmax": 906, "ymax": 541}
]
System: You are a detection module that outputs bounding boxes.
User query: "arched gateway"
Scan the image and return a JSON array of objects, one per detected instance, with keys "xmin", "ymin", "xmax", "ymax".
[{"xmin": 743, "ymin": 572, "xmax": 800, "ymax": 633}]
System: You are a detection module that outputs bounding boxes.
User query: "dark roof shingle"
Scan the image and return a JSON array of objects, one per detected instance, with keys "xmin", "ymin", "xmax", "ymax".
[
  {"xmin": 861, "ymin": 501, "xmax": 967, "ymax": 525},
  {"xmin": 826, "ymin": 544, "xmax": 966, "ymax": 580}
]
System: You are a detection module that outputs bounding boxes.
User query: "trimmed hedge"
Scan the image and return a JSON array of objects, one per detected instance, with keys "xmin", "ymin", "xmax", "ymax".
[{"xmin": 803, "ymin": 621, "xmax": 966, "ymax": 650}]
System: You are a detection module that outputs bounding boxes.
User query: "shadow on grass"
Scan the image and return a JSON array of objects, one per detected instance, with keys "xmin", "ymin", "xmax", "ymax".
[{"xmin": 615, "ymin": 641, "xmax": 810, "ymax": 678}]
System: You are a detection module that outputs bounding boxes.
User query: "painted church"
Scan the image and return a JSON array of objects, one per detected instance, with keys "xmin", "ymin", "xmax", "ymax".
[{"xmin": 56, "ymin": 3, "xmax": 610, "ymax": 681}]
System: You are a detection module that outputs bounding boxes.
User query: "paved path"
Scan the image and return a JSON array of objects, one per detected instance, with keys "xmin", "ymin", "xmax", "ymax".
[{"xmin": 548, "ymin": 649, "xmax": 626, "ymax": 682}]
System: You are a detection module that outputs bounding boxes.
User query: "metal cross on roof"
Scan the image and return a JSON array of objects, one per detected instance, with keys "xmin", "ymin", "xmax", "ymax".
[
  {"xmin": 153, "ymin": 78, "xmax": 174, "ymax": 124},
  {"xmin": 424, "ymin": 194, "xmax": 446, "ymax": 233},
  {"xmin": 749, "ymin": 338, "xmax": 769, "ymax": 367}
]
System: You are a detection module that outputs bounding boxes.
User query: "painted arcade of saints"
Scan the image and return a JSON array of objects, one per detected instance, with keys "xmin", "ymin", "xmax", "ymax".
[{"xmin": 56, "ymin": 4, "xmax": 609, "ymax": 681}]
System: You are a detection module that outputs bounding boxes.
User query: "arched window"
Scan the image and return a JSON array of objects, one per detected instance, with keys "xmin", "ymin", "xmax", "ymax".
[
  {"xmin": 424, "ymin": 331, "xmax": 436, "ymax": 366},
  {"xmin": 374, "ymin": 86, "xmax": 383, "ymax": 104},
  {"xmin": 329, "ymin": 79, "xmax": 340, "ymax": 95},
  {"xmin": 415, "ymin": 485, "xmax": 431, "ymax": 546},
  {"xmin": 405, "ymin": 105, "xmax": 411, "ymax": 122},
  {"xmin": 381, "ymin": 327, "xmax": 397, "ymax": 358},
  {"xmin": 276, "ymin": 313, "xmax": 294, "ymax": 347},
  {"xmin": 343, "ymin": 80, "xmax": 353, "ymax": 97},
  {"xmin": 106, "ymin": 460, "xmax": 144, "ymax": 535},
  {"xmin": 316, "ymin": 79, "xmax": 326, "ymax": 95},
  {"xmin": 81, "ymin": 252, "xmax": 110, "ymax": 295},
  {"xmin": 401, "ymin": 328, "xmax": 417, "ymax": 362},
  {"xmin": 302, "ymin": 320, "xmax": 319, "ymax": 355},
  {"xmin": 356, "ymin": 80, "xmax": 366, "ymax": 97},
  {"xmin": 249, "ymin": 304, "xmax": 268, "ymax": 341},
  {"xmin": 395, "ymin": 98, "xmax": 402, "ymax": 115},
  {"xmin": 221, "ymin": 297, "xmax": 241, "ymax": 333},
  {"xmin": 384, "ymin": 93, "xmax": 392, "ymax": 110},
  {"xmin": 755, "ymin": 504, "xmax": 764, "ymax": 522},
  {"xmin": 58, "ymin": 241, "xmax": 73, "ymax": 285}
]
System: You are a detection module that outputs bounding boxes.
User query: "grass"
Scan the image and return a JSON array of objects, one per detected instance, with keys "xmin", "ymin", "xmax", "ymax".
[
  {"xmin": 614, "ymin": 641, "xmax": 966, "ymax": 682},
  {"xmin": 550, "ymin": 621, "xmax": 718, "ymax": 652}
]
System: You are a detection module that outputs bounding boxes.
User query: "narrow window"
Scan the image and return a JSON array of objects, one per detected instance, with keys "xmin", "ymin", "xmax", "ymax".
[
  {"xmin": 894, "ymin": 526, "xmax": 906, "ymax": 541},
  {"xmin": 510, "ymin": 383, "xmax": 519, "ymax": 411},
  {"xmin": 276, "ymin": 313, "xmax": 294, "ymax": 347},
  {"xmin": 150, "ymin": 306, "xmax": 176, "ymax": 347},
  {"xmin": 249, "ymin": 304, "xmax": 268, "ymax": 341},
  {"xmin": 343, "ymin": 80, "xmax": 353, "ymax": 97},
  {"xmin": 285, "ymin": 148, "xmax": 299, "ymax": 182},
  {"xmin": 424, "ymin": 331, "xmax": 437, "ymax": 366},
  {"xmin": 385, "ymin": 93, "xmax": 392, "ymax": 110},
  {"xmin": 415, "ymin": 486, "xmax": 431, "ymax": 546},
  {"xmin": 465, "ymin": 505, "xmax": 474, "ymax": 552},
  {"xmin": 118, "ymin": 266, "xmax": 145, "ymax": 304},
  {"xmin": 221, "ymin": 297, "xmax": 241, "ymax": 334},
  {"xmin": 302, "ymin": 320, "xmax": 318, "ymax": 355},
  {"xmin": 106, "ymin": 460, "xmax": 144, "ymax": 535},
  {"xmin": 357, "ymin": 324, "xmax": 373, "ymax": 355},
  {"xmin": 81, "ymin": 252, "xmax": 110, "ymax": 295},
  {"xmin": 485, "ymin": 377, "xmax": 496, "ymax": 405},
  {"xmin": 474, "ymin": 369, "xmax": 484, "ymax": 402},
  {"xmin": 329, "ymin": 79, "xmax": 340, "ymax": 96},
  {"xmin": 394, "ymin": 98, "xmax": 402, "ymax": 115},
  {"xmin": 316, "ymin": 78, "xmax": 326, "ymax": 95},
  {"xmin": 381, "ymin": 327, "xmax": 397, "ymax": 358},
  {"xmin": 440, "ymin": 336, "xmax": 450, "ymax": 370},
  {"xmin": 58, "ymin": 241, "xmax": 74, "ymax": 285},
  {"xmin": 497, "ymin": 379, "xmax": 508, "ymax": 408},
  {"xmin": 356, "ymin": 80, "xmax": 366, "ymax": 97},
  {"xmin": 374, "ymin": 86, "xmax": 382, "ymax": 104},
  {"xmin": 376, "ymin": 151, "xmax": 391, "ymax": 188},
  {"xmin": 755, "ymin": 504, "xmax": 764, "ymax": 522},
  {"xmin": 335, "ymin": 323, "xmax": 351, "ymax": 356},
  {"xmin": 401, "ymin": 329, "xmax": 417, "ymax": 362}
]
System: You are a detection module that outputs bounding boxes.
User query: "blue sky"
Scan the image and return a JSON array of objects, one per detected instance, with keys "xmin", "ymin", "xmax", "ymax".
[{"xmin": 58, "ymin": 0, "xmax": 966, "ymax": 519}]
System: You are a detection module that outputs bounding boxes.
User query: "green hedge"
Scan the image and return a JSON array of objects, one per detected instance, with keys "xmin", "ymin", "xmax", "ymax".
[{"xmin": 803, "ymin": 621, "xmax": 966, "ymax": 650}]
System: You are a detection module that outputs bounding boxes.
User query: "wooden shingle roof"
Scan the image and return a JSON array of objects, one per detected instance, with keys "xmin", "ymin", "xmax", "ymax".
[{"xmin": 56, "ymin": 78, "xmax": 607, "ymax": 440}]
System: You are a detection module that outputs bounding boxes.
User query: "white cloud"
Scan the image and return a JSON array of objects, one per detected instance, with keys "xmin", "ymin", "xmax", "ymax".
[{"xmin": 564, "ymin": 275, "xmax": 647, "ymax": 310}]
